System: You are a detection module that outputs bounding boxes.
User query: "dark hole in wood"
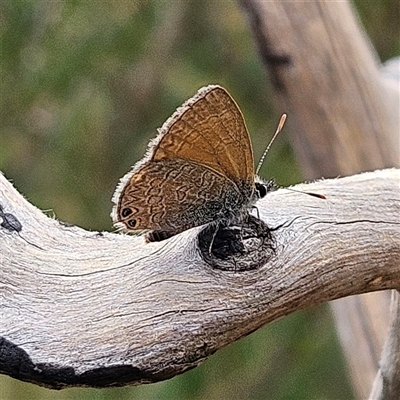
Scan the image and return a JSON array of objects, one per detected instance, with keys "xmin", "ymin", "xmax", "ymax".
[{"xmin": 198, "ymin": 214, "xmax": 276, "ymax": 271}]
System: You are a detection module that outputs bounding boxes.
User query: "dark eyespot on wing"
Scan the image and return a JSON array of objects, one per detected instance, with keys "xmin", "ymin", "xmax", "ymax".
[
  {"xmin": 122, "ymin": 208, "xmax": 133, "ymax": 217},
  {"xmin": 127, "ymin": 219, "xmax": 137, "ymax": 228}
]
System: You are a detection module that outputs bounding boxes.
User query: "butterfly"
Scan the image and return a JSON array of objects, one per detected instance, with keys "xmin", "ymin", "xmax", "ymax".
[{"xmin": 111, "ymin": 85, "xmax": 276, "ymax": 242}]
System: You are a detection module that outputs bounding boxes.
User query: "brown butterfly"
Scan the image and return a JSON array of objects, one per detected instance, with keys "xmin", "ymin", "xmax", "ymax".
[{"xmin": 111, "ymin": 85, "xmax": 276, "ymax": 241}]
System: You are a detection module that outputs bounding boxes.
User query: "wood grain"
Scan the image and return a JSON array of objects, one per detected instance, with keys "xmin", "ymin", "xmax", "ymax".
[
  {"xmin": 240, "ymin": 1, "xmax": 399, "ymax": 397},
  {"xmin": 1, "ymin": 169, "xmax": 399, "ymax": 388}
]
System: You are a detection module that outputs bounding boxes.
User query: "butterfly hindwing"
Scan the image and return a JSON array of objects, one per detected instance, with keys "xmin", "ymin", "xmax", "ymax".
[{"xmin": 113, "ymin": 158, "xmax": 247, "ymax": 235}]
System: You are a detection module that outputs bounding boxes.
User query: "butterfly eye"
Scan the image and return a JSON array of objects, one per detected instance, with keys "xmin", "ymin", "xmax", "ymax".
[
  {"xmin": 122, "ymin": 208, "xmax": 133, "ymax": 217},
  {"xmin": 255, "ymin": 182, "xmax": 267, "ymax": 198},
  {"xmin": 127, "ymin": 219, "xmax": 137, "ymax": 228}
]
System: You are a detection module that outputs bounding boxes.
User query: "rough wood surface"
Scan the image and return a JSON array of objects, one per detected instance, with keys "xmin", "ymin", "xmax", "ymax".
[
  {"xmin": 1, "ymin": 168, "xmax": 399, "ymax": 389},
  {"xmin": 240, "ymin": 1, "xmax": 399, "ymax": 397}
]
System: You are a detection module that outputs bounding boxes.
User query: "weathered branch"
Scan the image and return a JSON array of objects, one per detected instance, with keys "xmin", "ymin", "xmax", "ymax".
[
  {"xmin": 240, "ymin": 1, "xmax": 399, "ymax": 397},
  {"xmin": 1, "ymin": 168, "xmax": 399, "ymax": 389}
]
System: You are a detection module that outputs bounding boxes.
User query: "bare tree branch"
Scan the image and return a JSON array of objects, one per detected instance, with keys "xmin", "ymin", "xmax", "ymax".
[
  {"xmin": 240, "ymin": 1, "xmax": 399, "ymax": 397},
  {"xmin": 1, "ymin": 168, "xmax": 399, "ymax": 389}
]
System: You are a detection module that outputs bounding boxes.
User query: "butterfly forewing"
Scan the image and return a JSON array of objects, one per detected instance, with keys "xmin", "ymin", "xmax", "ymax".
[{"xmin": 152, "ymin": 85, "xmax": 254, "ymax": 187}]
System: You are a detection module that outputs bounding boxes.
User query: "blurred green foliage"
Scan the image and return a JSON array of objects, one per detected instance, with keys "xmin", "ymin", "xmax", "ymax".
[{"xmin": 1, "ymin": 0, "xmax": 398, "ymax": 399}]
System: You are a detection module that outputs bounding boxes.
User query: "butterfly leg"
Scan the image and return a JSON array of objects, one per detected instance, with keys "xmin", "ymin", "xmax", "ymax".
[
  {"xmin": 145, "ymin": 230, "xmax": 178, "ymax": 242},
  {"xmin": 208, "ymin": 221, "xmax": 245, "ymax": 259}
]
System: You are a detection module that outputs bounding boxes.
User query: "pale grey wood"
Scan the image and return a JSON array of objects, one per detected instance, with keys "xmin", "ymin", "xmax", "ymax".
[
  {"xmin": 240, "ymin": 1, "xmax": 400, "ymax": 397},
  {"xmin": 369, "ymin": 290, "xmax": 400, "ymax": 400},
  {"xmin": 1, "ymin": 168, "xmax": 399, "ymax": 388},
  {"xmin": 331, "ymin": 291, "xmax": 393, "ymax": 392}
]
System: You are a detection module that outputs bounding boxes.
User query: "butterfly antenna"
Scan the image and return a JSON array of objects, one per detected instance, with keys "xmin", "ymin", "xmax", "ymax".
[
  {"xmin": 256, "ymin": 113, "xmax": 287, "ymax": 175},
  {"xmin": 283, "ymin": 187, "xmax": 326, "ymax": 199}
]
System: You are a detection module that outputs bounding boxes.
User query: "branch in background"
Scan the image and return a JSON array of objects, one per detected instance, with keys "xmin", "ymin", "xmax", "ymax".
[{"xmin": 369, "ymin": 290, "xmax": 400, "ymax": 400}]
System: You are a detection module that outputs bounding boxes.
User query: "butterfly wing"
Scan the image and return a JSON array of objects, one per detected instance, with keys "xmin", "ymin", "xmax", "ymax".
[
  {"xmin": 151, "ymin": 85, "xmax": 255, "ymax": 189},
  {"xmin": 112, "ymin": 158, "xmax": 246, "ymax": 235},
  {"xmin": 112, "ymin": 85, "xmax": 256, "ymax": 237}
]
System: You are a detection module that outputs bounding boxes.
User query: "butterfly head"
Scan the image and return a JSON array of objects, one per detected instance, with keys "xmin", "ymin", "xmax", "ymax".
[{"xmin": 254, "ymin": 177, "xmax": 276, "ymax": 200}]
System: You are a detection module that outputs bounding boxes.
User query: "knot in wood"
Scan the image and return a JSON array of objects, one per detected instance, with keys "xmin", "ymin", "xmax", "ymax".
[{"xmin": 197, "ymin": 214, "xmax": 276, "ymax": 271}]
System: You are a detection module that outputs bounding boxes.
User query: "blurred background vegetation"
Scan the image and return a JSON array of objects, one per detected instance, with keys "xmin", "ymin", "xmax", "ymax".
[{"xmin": 1, "ymin": 1, "xmax": 398, "ymax": 399}]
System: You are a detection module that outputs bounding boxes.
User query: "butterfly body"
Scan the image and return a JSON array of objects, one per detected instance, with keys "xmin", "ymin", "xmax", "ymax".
[{"xmin": 111, "ymin": 85, "xmax": 272, "ymax": 241}]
